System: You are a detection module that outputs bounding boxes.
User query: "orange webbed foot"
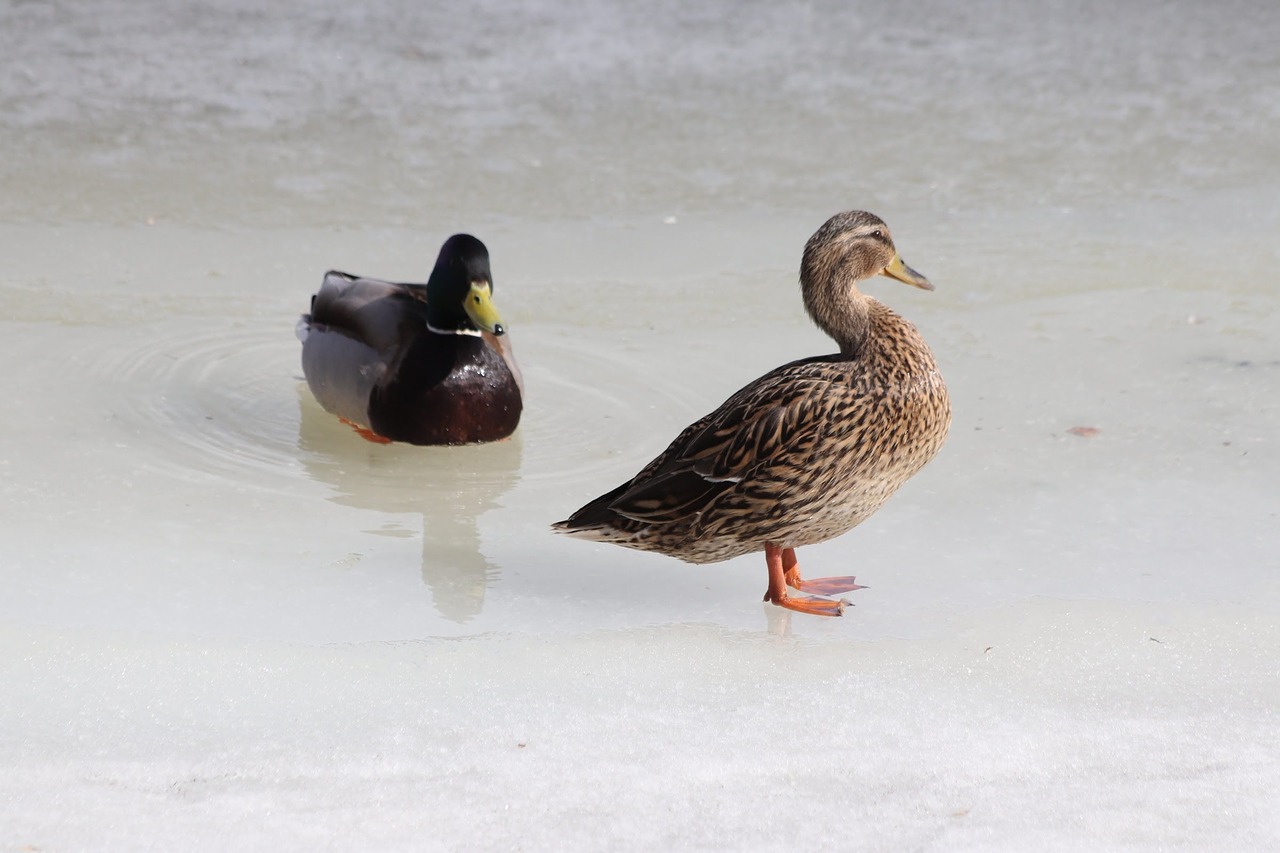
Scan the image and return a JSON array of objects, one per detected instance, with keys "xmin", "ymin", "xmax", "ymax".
[
  {"xmin": 779, "ymin": 547, "xmax": 866, "ymax": 596},
  {"xmin": 787, "ymin": 574, "xmax": 866, "ymax": 596},
  {"xmin": 763, "ymin": 543, "xmax": 855, "ymax": 618},
  {"xmin": 763, "ymin": 591, "xmax": 849, "ymax": 617},
  {"xmin": 340, "ymin": 418, "xmax": 393, "ymax": 444}
]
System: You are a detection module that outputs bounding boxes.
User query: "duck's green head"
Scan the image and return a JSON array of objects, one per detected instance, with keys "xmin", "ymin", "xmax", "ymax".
[{"xmin": 426, "ymin": 233, "xmax": 506, "ymax": 335}]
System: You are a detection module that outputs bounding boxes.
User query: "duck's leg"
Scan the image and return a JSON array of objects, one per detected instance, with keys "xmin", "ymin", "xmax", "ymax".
[
  {"xmin": 781, "ymin": 547, "xmax": 865, "ymax": 596},
  {"xmin": 763, "ymin": 543, "xmax": 846, "ymax": 616}
]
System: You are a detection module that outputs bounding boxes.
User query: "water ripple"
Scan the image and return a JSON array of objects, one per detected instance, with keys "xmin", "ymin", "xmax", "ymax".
[
  {"xmin": 72, "ymin": 318, "xmax": 705, "ymax": 504},
  {"xmin": 81, "ymin": 318, "xmax": 306, "ymax": 491},
  {"xmin": 512, "ymin": 329, "xmax": 705, "ymax": 490}
]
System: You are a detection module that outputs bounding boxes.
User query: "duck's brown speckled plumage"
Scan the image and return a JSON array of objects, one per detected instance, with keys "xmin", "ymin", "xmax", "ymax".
[{"xmin": 553, "ymin": 210, "xmax": 950, "ymax": 615}]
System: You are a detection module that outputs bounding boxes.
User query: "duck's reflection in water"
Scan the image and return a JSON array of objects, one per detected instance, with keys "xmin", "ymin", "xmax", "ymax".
[{"xmin": 295, "ymin": 384, "xmax": 521, "ymax": 622}]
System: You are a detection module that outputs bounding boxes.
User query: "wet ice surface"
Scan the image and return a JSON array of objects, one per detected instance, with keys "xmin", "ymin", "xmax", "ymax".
[{"xmin": 3, "ymin": 0, "xmax": 1280, "ymax": 849}]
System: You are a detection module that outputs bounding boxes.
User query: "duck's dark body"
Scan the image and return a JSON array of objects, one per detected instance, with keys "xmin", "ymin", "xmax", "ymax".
[
  {"xmin": 366, "ymin": 323, "xmax": 522, "ymax": 445},
  {"xmin": 298, "ymin": 239, "xmax": 523, "ymax": 446}
]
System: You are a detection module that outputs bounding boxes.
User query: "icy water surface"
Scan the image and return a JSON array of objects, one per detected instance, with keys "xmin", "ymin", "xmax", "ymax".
[{"xmin": 2, "ymin": 0, "xmax": 1279, "ymax": 849}]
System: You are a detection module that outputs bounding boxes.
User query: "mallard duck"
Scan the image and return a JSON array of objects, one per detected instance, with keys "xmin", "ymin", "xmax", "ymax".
[
  {"xmin": 297, "ymin": 234, "xmax": 523, "ymax": 445},
  {"xmin": 552, "ymin": 211, "xmax": 950, "ymax": 616}
]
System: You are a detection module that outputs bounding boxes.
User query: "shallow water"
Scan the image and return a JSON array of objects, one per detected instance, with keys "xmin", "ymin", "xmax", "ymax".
[{"xmin": 3, "ymin": 0, "xmax": 1280, "ymax": 849}]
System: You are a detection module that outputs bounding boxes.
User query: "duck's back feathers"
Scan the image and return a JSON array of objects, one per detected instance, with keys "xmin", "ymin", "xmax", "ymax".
[
  {"xmin": 304, "ymin": 271, "xmax": 427, "ymax": 353},
  {"xmin": 597, "ymin": 359, "xmax": 839, "ymax": 526}
]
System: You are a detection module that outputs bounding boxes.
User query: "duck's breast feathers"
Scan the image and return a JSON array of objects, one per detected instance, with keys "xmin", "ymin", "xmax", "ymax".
[
  {"xmin": 305, "ymin": 271, "xmax": 429, "ymax": 354},
  {"xmin": 369, "ymin": 331, "xmax": 523, "ymax": 444},
  {"xmin": 482, "ymin": 329, "xmax": 524, "ymax": 399}
]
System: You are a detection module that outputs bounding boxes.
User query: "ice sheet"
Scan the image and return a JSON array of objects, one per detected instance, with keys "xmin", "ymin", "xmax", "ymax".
[{"xmin": 2, "ymin": 0, "xmax": 1279, "ymax": 849}]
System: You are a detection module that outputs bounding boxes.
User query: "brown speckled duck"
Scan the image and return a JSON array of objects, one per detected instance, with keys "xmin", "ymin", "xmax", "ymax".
[
  {"xmin": 552, "ymin": 211, "xmax": 950, "ymax": 616},
  {"xmin": 297, "ymin": 234, "xmax": 523, "ymax": 445}
]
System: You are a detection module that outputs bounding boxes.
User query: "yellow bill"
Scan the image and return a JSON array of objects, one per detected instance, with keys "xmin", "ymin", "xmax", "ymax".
[
  {"xmin": 465, "ymin": 280, "xmax": 506, "ymax": 335},
  {"xmin": 881, "ymin": 254, "xmax": 934, "ymax": 291}
]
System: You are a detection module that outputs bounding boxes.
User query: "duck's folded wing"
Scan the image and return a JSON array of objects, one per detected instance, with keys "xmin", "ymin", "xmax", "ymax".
[
  {"xmin": 300, "ymin": 326, "xmax": 386, "ymax": 425},
  {"xmin": 308, "ymin": 271, "xmax": 427, "ymax": 354},
  {"xmin": 607, "ymin": 374, "xmax": 834, "ymax": 524}
]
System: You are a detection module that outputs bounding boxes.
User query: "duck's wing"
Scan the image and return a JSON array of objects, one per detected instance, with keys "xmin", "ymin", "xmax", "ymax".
[
  {"xmin": 306, "ymin": 271, "xmax": 428, "ymax": 354},
  {"xmin": 588, "ymin": 359, "xmax": 845, "ymax": 525},
  {"xmin": 299, "ymin": 271, "xmax": 430, "ymax": 426}
]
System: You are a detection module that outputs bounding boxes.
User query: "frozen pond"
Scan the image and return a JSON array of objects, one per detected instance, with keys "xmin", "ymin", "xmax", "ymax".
[{"xmin": 3, "ymin": 0, "xmax": 1279, "ymax": 849}]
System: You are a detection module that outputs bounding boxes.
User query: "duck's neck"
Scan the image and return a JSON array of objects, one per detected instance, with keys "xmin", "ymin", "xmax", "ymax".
[
  {"xmin": 800, "ymin": 244, "xmax": 879, "ymax": 354},
  {"xmin": 422, "ymin": 300, "xmax": 478, "ymax": 336},
  {"xmin": 803, "ymin": 277, "xmax": 872, "ymax": 355},
  {"xmin": 425, "ymin": 318, "xmax": 482, "ymax": 337},
  {"xmin": 832, "ymin": 293, "xmax": 872, "ymax": 355}
]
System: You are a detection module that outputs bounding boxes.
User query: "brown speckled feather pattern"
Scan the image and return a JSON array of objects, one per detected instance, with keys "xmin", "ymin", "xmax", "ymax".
[
  {"xmin": 553, "ymin": 210, "xmax": 951, "ymax": 568},
  {"xmin": 556, "ymin": 299, "xmax": 950, "ymax": 563}
]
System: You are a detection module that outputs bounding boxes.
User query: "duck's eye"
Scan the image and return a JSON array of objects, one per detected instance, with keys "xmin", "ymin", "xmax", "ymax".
[{"xmin": 871, "ymin": 229, "xmax": 884, "ymax": 240}]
